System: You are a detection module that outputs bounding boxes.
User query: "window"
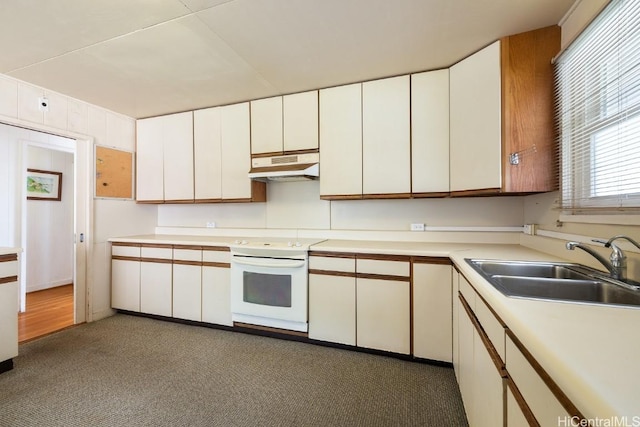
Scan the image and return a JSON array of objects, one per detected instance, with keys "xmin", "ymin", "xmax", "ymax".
[{"xmin": 555, "ymin": 0, "xmax": 640, "ymax": 213}]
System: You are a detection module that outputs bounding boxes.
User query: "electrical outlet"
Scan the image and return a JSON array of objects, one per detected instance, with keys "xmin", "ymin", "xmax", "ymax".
[
  {"xmin": 410, "ymin": 223, "xmax": 425, "ymax": 231},
  {"xmin": 206, "ymin": 221, "xmax": 216, "ymax": 228},
  {"xmin": 523, "ymin": 224, "xmax": 536, "ymax": 235}
]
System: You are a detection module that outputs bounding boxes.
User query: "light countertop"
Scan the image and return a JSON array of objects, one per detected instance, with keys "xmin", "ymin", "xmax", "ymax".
[{"xmin": 108, "ymin": 234, "xmax": 640, "ymax": 418}]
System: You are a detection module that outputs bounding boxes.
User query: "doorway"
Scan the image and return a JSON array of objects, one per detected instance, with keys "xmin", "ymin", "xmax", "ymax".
[
  {"xmin": 0, "ymin": 121, "xmax": 91, "ymax": 341},
  {"xmin": 19, "ymin": 142, "xmax": 76, "ymax": 341}
]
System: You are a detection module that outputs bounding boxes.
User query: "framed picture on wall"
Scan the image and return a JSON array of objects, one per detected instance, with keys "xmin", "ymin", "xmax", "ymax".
[{"xmin": 26, "ymin": 169, "xmax": 63, "ymax": 201}]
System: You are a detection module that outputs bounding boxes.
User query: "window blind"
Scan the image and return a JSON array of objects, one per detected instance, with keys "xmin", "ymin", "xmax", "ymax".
[{"xmin": 555, "ymin": 0, "xmax": 640, "ymax": 213}]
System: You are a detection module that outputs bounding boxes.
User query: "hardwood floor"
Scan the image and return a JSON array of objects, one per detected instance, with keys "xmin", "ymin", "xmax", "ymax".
[{"xmin": 18, "ymin": 284, "xmax": 75, "ymax": 343}]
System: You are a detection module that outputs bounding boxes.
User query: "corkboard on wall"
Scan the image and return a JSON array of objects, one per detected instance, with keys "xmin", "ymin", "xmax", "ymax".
[{"xmin": 95, "ymin": 146, "xmax": 133, "ymax": 199}]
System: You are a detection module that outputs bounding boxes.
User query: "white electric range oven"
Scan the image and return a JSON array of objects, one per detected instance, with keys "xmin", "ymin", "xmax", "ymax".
[{"xmin": 230, "ymin": 238, "xmax": 324, "ymax": 332}]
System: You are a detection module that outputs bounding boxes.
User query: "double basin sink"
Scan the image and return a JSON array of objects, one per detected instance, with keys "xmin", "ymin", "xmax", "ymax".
[{"xmin": 466, "ymin": 259, "xmax": 640, "ymax": 307}]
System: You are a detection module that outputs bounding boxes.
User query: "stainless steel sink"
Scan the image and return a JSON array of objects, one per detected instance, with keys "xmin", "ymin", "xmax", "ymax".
[{"xmin": 466, "ymin": 259, "xmax": 640, "ymax": 307}]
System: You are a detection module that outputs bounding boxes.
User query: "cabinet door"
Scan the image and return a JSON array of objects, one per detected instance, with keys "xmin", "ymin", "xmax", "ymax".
[
  {"xmin": 111, "ymin": 259, "xmax": 141, "ymax": 312},
  {"xmin": 202, "ymin": 266, "xmax": 232, "ymax": 326},
  {"xmin": 221, "ymin": 102, "xmax": 252, "ymax": 200},
  {"xmin": 163, "ymin": 111, "xmax": 194, "ymax": 201},
  {"xmin": 506, "ymin": 384, "xmax": 533, "ymax": 427},
  {"xmin": 473, "ymin": 330, "xmax": 505, "ymax": 427},
  {"xmin": 412, "ymin": 263, "xmax": 452, "ymax": 362},
  {"xmin": 140, "ymin": 261, "xmax": 172, "ymax": 317},
  {"xmin": 283, "ymin": 90, "xmax": 318, "ymax": 152},
  {"xmin": 452, "ymin": 272, "xmax": 460, "ymax": 380},
  {"xmin": 356, "ymin": 278, "xmax": 410, "ymax": 354},
  {"xmin": 362, "ymin": 75, "xmax": 411, "ymax": 195},
  {"xmin": 136, "ymin": 116, "xmax": 164, "ymax": 202},
  {"xmin": 411, "ymin": 70, "xmax": 450, "ymax": 194},
  {"xmin": 457, "ymin": 296, "xmax": 476, "ymax": 423},
  {"xmin": 319, "ymin": 83, "xmax": 363, "ymax": 197},
  {"xmin": 0, "ymin": 273, "xmax": 18, "ymax": 362},
  {"xmin": 194, "ymin": 107, "xmax": 222, "ymax": 200},
  {"xmin": 450, "ymin": 41, "xmax": 502, "ymax": 192},
  {"xmin": 308, "ymin": 273, "xmax": 356, "ymax": 345},
  {"xmin": 173, "ymin": 248, "xmax": 202, "ymax": 322},
  {"xmin": 250, "ymin": 96, "xmax": 283, "ymax": 155}
]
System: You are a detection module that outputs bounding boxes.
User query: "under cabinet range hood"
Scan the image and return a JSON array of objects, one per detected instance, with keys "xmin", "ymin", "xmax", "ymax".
[{"xmin": 248, "ymin": 152, "xmax": 319, "ymax": 182}]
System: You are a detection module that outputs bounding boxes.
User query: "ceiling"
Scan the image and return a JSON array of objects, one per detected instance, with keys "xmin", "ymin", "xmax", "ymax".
[{"xmin": 0, "ymin": 0, "xmax": 574, "ymax": 119}]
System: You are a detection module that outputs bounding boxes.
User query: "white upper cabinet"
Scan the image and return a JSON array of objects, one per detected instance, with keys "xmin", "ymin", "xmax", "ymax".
[
  {"xmin": 319, "ymin": 83, "xmax": 363, "ymax": 198},
  {"xmin": 162, "ymin": 111, "xmax": 194, "ymax": 201},
  {"xmin": 411, "ymin": 70, "xmax": 450, "ymax": 194},
  {"xmin": 362, "ymin": 75, "xmax": 411, "ymax": 196},
  {"xmin": 250, "ymin": 96, "xmax": 283, "ymax": 155},
  {"xmin": 136, "ymin": 111, "xmax": 193, "ymax": 202},
  {"xmin": 449, "ymin": 41, "xmax": 502, "ymax": 192},
  {"xmin": 221, "ymin": 102, "xmax": 252, "ymax": 200},
  {"xmin": 194, "ymin": 107, "xmax": 223, "ymax": 200},
  {"xmin": 283, "ymin": 90, "xmax": 318, "ymax": 152},
  {"xmin": 136, "ymin": 116, "xmax": 165, "ymax": 202}
]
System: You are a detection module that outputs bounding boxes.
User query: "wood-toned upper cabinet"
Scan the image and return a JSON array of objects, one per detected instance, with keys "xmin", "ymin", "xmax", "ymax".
[
  {"xmin": 194, "ymin": 107, "xmax": 222, "ymax": 201},
  {"xmin": 250, "ymin": 96, "xmax": 283, "ymax": 155},
  {"xmin": 411, "ymin": 70, "xmax": 450, "ymax": 195},
  {"xmin": 319, "ymin": 83, "xmax": 363, "ymax": 199},
  {"xmin": 362, "ymin": 75, "xmax": 410, "ymax": 196},
  {"xmin": 283, "ymin": 90, "xmax": 318, "ymax": 152},
  {"xmin": 450, "ymin": 26, "xmax": 560, "ymax": 195}
]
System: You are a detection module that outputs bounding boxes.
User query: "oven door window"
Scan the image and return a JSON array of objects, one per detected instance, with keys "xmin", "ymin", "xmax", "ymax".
[{"xmin": 243, "ymin": 272, "xmax": 292, "ymax": 308}]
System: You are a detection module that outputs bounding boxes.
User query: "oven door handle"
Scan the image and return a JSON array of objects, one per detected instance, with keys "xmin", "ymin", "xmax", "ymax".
[{"xmin": 232, "ymin": 257, "xmax": 306, "ymax": 269}]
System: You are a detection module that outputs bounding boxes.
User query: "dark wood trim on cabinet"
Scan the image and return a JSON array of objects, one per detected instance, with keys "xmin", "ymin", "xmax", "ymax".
[
  {"xmin": 172, "ymin": 260, "xmax": 202, "ymax": 266},
  {"xmin": 309, "ymin": 269, "xmax": 357, "ymax": 278},
  {"xmin": 412, "ymin": 191, "xmax": 451, "ymax": 198},
  {"xmin": 363, "ymin": 193, "xmax": 412, "ymax": 200},
  {"xmin": 356, "ymin": 272, "xmax": 410, "ymax": 282},
  {"xmin": 136, "ymin": 200, "xmax": 165, "ymax": 204},
  {"xmin": 140, "ymin": 257, "xmax": 173, "ymax": 264},
  {"xmin": 309, "ymin": 251, "xmax": 356, "ymax": 259},
  {"xmin": 163, "ymin": 199, "xmax": 195, "ymax": 204},
  {"xmin": 506, "ymin": 377, "xmax": 541, "ymax": 426},
  {"xmin": 505, "ymin": 329, "xmax": 585, "ymax": 422},
  {"xmin": 251, "ymin": 181, "xmax": 267, "ymax": 202},
  {"xmin": 202, "ymin": 246, "xmax": 230, "ymax": 252},
  {"xmin": 0, "ymin": 276, "xmax": 18, "ymax": 285},
  {"xmin": 111, "ymin": 255, "xmax": 141, "ymax": 262},
  {"xmin": 450, "ymin": 188, "xmax": 502, "ymax": 197},
  {"xmin": 459, "ymin": 293, "xmax": 506, "ymax": 376},
  {"xmin": 320, "ymin": 194, "xmax": 363, "ymax": 201},
  {"xmin": 173, "ymin": 245, "xmax": 204, "ymax": 251},
  {"xmin": 249, "ymin": 163, "xmax": 317, "ymax": 173},
  {"xmin": 111, "ymin": 242, "xmax": 141, "ymax": 248},
  {"xmin": 140, "ymin": 243, "xmax": 173, "ymax": 249},
  {"xmin": 202, "ymin": 262, "xmax": 230, "ymax": 268},
  {"xmin": 411, "ymin": 256, "xmax": 451, "ymax": 265},
  {"xmin": 0, "ymin": 254, "xmax": 18, "ymax": 262},
  {"xmin": 357, "ymin": 253, "xmax": 411, "ymax": 262},
  {"xmin": 251, "ymin": 151, "xmax": 284, "ymax": 158}
]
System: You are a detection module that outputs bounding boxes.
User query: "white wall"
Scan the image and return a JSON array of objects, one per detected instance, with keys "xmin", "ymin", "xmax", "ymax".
[
  {"xmin": 26, "ymin": 146, "xmax": 74, "ymax": 292},
  {"xmin": 158, "ymin": 180, "xmax": 525, "ymax": 234},
  {"xmin": 0, "ymin": 73, "xmax": 157, "ymax": 321}
]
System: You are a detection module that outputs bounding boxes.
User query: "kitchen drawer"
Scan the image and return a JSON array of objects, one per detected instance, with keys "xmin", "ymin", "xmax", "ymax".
[
  {"xmin": 202, "ymin": 248, "xmax": 230, "ymax": 263},
  {"xmin": 356, "ymin": 258, "xmax": 409, "ymax": 277},
  {"xmin": 475, "ymin": 295, "xmax": 505, "ymax": 361},
  {"xmin": 112, "ymin": 245, "xmax": 140, "ymax": 258},
  {"xmin": 173, "ymin": 248, "xmax": 202, "ymax": 262},
  {"xmin": 458, "ymin": 274, "xmax": 476, "ymax": 311},
  {"xmin": 0, "ymin": 260, "xmax": 18, "ymax": 279},
  {"xmin": 506, "ymin": 334, "xmax": 570, "ymax": 425},
  {"xmin": 141, "ymin": 246, "xmax": 172, "ymax": 260},
  {"xmin": 309, "ymin": 255, "xmax": 355, "ymax": 273}
]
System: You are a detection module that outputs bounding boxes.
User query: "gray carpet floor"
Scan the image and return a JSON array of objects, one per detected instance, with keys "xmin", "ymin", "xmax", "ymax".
[{"xmin": 0, "ymin": 314, "xmax": 468, "ymax": 427}]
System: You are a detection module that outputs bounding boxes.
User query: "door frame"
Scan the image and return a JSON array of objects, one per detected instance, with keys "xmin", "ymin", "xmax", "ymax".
[{"xmin": 2, "ymin": 117, "xmax": 93, "ymax": 324}]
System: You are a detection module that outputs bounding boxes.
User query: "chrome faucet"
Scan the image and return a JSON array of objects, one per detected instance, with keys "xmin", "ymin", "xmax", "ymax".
[
  {"xmin": 603, "ymin": 235, "xmax": 640, "ymax": 251},
  {"xmin": 566, "ymin": 241, "xmax": 627, "ymax": 281}
]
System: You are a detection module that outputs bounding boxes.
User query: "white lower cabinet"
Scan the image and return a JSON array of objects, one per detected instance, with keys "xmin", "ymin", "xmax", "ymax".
[
  {"xmin": 172, "ymin": 248, "xmax": 202, "ymax": 322},
  {"xmin": 457, "ymin": 273, "xmax": 505, "ymax": 427},
  {"xmin": 201, "ymin": 248, "xmax": 232, "ymax": 326},
  {"xmin": 140, "ymin": 246, "xmax": 173, "ymax": 317},
  {"xmin": 412, "ymin": 261, "xmax": 452, "ymax": 362},
  {"xmin": 506, "ymin": 382, "xmax": 531, "ymax": 427},
  {"xmin": 0, "ymin": 253, "xmax": 19, "ymax": 369},
  {"xmin": 111, "ymin": 244, "xmax": 141, "ymax": 312},
  {"xmin": 506, "ymin": 334, "xmax": 571, "ymax": 426},
  {"xmin": 308, "ymin": 254, "xmax": 356, "ymax": 345}
]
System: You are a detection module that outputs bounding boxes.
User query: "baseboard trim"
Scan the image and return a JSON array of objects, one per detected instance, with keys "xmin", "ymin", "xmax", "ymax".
[{"xmin": 0, "ymin": 358, "xmax": 14, "ymax": 374}]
